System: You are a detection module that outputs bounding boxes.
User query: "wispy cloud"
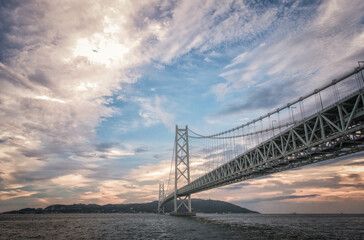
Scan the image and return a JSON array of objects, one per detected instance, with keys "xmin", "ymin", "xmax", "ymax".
[
  {"xmin": 144, "ymin": 1, "xmax": 280, "ymax": 63},
  {"xmin": 214, "ymin": 0, "xmax": 364, "ymax": 115},
  {"xmin": 243, "ymin": 194, "xmax": 319, "ymax": 204},
  {"xmin": 134, "ymin": 95, "xmax": 176, "ymax": 130}
]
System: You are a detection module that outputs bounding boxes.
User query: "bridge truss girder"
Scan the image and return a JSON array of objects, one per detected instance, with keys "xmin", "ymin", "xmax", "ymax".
[
  {"xmin": 160, "ymin": 88, "xmax": 364, "ymax": 206},
  {"xmin": 179, "ymin": 89, "xmax": 364, "ymax": 196}
]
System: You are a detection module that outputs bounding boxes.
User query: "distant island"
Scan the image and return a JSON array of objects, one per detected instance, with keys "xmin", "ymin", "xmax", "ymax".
[{"xmin": 2, "ymin": 199, "xmax": 258, "ymax": 214}]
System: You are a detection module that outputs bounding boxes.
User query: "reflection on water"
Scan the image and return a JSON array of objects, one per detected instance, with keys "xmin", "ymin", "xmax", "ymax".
[{"xmin": 0, "ymin": 213, "xmax": 363, "ymax": 239}]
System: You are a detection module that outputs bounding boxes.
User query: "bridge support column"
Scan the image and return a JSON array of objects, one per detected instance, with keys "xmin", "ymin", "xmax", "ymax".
[
  {"xmin": 157, "ymin": 183, "xmax": 164, "ymax": 213},
  {"xmin": 173, "ymin": 125, "xmax": 194, "ymax": 215}
]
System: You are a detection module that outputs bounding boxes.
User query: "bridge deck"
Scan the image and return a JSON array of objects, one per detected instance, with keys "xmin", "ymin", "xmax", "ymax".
[
  {"xmin": 160, "ymin": 67, "xmax": 364, "ymax": 208},
  {"xmin": 161, "ymin": 90, "xmax": 364, "ymax": 207}
]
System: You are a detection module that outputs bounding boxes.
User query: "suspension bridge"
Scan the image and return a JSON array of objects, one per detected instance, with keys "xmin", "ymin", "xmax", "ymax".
[{"xmin": 158, "ymin": 63, "xmax": 364, "ymax": 215}]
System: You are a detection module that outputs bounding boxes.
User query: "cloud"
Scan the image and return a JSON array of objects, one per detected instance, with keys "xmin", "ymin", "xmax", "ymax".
[
  {"xmin": 222, "ymin": 182, "xmax": 251, "ymax": 190},
  {"xmin": 134, "ymin": 147, "xmax": 148, "ymax": 154},
  {"xmin": 146, "ymin": 0, "xmax": 279, "ymax": 63},
  {"xmin": 134, "ymin": 95, "xmax": 176, "ymax": 130},
  {"xmin": 94, "ymin": 142, "xmax": 118, "ymax": 152},
  {"xmin": 214, "ymin": 0, "xmax": 364, "ymax": 115},
  {"xmin": 9, "ymin": 160, "xmax": 87, "ymax": 183},
  {"xmin": 346, "ymin": 161, "xmax": 364, "ymax": 166},
  {"xmin": 51, "ymin": 174, "xmax": 91, "ymax": 188},
  {"xmin": 0, "ymin": 189, "xmax": 39, "ymax": 201},
  {"xmin": 243, "ymin": 194, "xmax": 319, "ymax": 204},
  {"xmin": 217, "ymin": 80, "xmax": 295, "ymax": 115}
]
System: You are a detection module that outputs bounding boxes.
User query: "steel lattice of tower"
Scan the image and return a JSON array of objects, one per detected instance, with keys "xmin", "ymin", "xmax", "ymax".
[{"xmin": 173, "ymin": 125, "xmax": 192, "ymax": 214}]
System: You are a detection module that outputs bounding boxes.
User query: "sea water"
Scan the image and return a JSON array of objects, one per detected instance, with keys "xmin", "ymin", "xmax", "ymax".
[{"xmin": 0, "ymin": 213, "xmax": 363, "ymax": 239}]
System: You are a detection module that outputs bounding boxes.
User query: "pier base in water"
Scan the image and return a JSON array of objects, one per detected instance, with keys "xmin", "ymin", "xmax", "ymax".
[{"xmin": 170, "ymin": 212, "xmax": 196, "ymax": 217}]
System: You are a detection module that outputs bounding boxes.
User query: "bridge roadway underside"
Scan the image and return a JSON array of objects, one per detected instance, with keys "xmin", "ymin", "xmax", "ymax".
[{"xmin": 160, "ymin": 88, "xmax": 364, "ymax": 207}]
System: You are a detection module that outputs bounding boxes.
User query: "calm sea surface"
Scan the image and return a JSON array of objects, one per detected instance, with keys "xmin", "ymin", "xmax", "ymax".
[{"xmin": 0, "ymin": 213, "xmax": 363, "ymax": 239}]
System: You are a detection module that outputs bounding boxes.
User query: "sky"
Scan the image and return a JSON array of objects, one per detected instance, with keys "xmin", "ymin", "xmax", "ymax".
[{"xmin": 0, "ymin": 0, "xmax": 363, "ymax": 213}]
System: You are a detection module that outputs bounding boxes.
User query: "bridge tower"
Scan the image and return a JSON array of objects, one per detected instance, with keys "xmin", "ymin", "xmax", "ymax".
[
  {"xmin": 171, "ymin": 125, "xmax": 194, "ymax": 216},
  {"xmin": 157, "ymin": 182, "xmax": 164, "ymax": 213}
]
